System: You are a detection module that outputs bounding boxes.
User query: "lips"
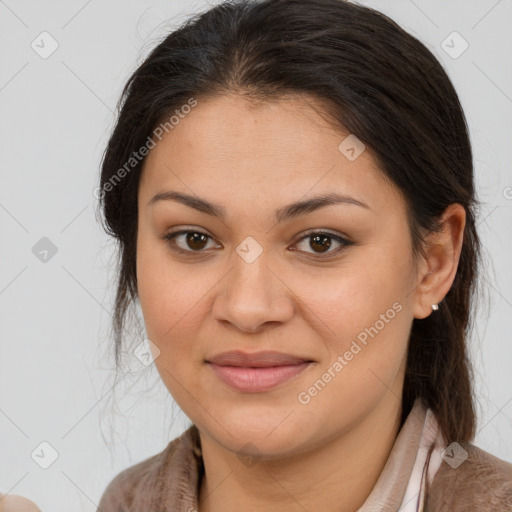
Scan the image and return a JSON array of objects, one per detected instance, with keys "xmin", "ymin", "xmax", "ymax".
[
  {"xmin": 206, "ymin": 350, "xmax": 314, "ymax": 392},
  {"xmin": 206, "ymin": 350, "xmax": 311, "ymax": 367}
]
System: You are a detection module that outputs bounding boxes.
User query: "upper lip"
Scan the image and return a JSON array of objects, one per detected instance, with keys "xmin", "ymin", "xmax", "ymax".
[{"xmin": 206, "ymin": 350, "xmax": 312, "ymax": 367}]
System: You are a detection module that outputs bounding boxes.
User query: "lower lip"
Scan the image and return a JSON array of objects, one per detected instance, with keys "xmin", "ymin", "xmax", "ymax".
[{"xmin": 207, "ymin": 362, "xmax": 312, "ymax": 392}]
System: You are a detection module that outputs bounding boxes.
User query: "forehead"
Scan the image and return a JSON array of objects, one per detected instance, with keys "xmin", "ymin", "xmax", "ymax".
[{"xmin": 138, "ymin": 93, "xmax": 402, "ymax": 216}]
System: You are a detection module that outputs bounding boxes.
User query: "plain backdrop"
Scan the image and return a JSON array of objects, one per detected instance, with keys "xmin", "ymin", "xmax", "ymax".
[{"xmin": 1, "ymin": 0, "xmax": 511, "ymax": 509}]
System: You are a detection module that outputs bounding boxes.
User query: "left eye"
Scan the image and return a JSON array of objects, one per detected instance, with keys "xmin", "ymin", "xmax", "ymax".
[
  {"xmin": 293, "ymin": 231, "xmax": 353, "ymax": 255},
  {"xmin": 162, "ymin": 230, "xmax": 352, "ymax": 256}
]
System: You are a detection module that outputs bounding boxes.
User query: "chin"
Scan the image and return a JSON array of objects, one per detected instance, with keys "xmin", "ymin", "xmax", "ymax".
[{"xmin": 202, "ymin": 411, "xmax": 315, "ymax": 459}]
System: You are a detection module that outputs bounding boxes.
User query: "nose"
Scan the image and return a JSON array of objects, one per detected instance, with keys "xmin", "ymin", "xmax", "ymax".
[{"xmin": 211, "ymin": 248, "xmax": 294, "ymax": 334}]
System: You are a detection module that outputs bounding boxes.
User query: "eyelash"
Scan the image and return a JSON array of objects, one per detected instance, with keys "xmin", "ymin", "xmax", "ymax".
[{"xmin": 161, "ymin": 228, "xmax": 354, "ymax": 258}]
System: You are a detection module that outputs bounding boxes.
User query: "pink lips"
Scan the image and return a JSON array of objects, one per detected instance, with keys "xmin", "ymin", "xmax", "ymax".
[{"xmin": 206, "ymin": 350, "xmax": 313, "ymax": 392}]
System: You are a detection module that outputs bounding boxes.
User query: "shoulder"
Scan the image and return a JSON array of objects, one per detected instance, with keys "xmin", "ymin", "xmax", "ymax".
[
  {"xmin": 97, "ymin": 425, "xmax": 199, "ymax": 511},
  {"xmin": 426, "ymin": 441, "xmax": 512, "ymax": 511}
]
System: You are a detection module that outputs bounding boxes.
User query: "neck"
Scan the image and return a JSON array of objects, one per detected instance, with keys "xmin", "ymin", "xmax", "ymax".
[{"xmin": 197, "ymin": 394, "xmax": 404, "ymax": 512}]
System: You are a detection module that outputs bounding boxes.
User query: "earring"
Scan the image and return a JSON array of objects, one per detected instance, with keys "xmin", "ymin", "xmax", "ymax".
[{"xmin": 431, "ymin": 303, "xmax": 439, "ymax": 311}]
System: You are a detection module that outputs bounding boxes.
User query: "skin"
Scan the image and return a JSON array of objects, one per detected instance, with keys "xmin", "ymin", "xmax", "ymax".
[
  {"xmin": 136, "ymin": 93, "xmax": 465, "ymax": 512},
  {"xmin": 0, "ymin": 495, "xmax": 41, "ymax": 512}
]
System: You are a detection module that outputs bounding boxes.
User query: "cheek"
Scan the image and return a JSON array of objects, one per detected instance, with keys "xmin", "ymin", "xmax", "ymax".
[
  {"xmin": 135, "ymin": 232, "xmax": 216, "ymax": 358},
  {"xmin": 136, "ymin": 232, "xmax": 186, "ymax": 340},
  {"xmin": 291, "ymin": 249, "xmax": 412, "ymax": 336},
  {"xmin": 299, "ymin": 276, "xmax": 410, "ymax": 378},
  {"xmin": 293, "ymin": 267, "xmax": 411, "ymax": 427},
  {"xmin": 136, "ymin": 238, "xmax": 206, "ymax": 407},
  {"xmin": 288, "ymin": 244, "xmax": 413, "ymax": 395}
]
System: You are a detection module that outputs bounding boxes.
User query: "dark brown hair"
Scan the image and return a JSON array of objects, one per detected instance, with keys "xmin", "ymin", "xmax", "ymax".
[{"xmin": 97, "ymin": 0, "xmax": 481, "ymax": 444}]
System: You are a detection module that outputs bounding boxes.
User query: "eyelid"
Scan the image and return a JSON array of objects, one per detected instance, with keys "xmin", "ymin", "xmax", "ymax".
[
  {"xmin": 294, "ymin": 228, "xmax": 351, "ymax": 243},
  {"xmin": 292, "ymin": 229, "xmax": 353, "ymax": 256}
]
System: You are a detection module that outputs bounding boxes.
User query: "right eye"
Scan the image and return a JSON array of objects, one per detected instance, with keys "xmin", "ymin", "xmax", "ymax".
[{"xmin": 162, "ymin": 229, "xmax": 220, "ymax": 255}]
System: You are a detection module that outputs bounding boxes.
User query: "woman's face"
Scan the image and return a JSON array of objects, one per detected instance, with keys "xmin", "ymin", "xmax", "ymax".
[{"xmin": 136, "ymin": 93, "xmax": 423, "ymax": 458}]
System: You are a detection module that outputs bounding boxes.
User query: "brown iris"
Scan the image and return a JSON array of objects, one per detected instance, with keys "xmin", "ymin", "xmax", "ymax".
[
  {"xmin": 186, "ymin": 232, "xmax": 209, "ymax": 251},
  {"xmin": 309, "ymin": 233, "xmax": 332, "ymax": 253}
]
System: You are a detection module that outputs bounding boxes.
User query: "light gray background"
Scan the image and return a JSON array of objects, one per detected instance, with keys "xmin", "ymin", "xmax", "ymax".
[{"xmin": 1, "ymin": 0, "xmax": 511, "ymax": 509}]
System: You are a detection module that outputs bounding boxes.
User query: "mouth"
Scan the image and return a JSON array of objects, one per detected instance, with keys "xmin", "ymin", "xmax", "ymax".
[{"xmin": 205, "ymin": 350, "xmax": 314, "ymax": 393}]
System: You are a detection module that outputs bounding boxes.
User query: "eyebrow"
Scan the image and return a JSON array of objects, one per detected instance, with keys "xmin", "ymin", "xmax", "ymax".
[{"xmin": 147, "ymin": 190, "xmax": 370, "ymax": 223}]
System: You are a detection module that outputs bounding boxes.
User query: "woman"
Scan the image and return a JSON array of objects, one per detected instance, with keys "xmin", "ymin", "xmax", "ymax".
[{"xmin": 93, "ymin": 0, "xmax": 512, "ymax": 510}]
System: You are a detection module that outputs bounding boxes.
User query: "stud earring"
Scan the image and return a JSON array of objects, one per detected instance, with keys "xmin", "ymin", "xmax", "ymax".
[{"xmin": 431, "ymin": 303, "xmax": 439, "ymax": 311}]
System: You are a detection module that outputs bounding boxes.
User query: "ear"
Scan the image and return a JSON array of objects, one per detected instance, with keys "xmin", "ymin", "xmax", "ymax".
[{"xmin": 412, "ymin": 203, "xmax": 466, "ymax": 320}]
